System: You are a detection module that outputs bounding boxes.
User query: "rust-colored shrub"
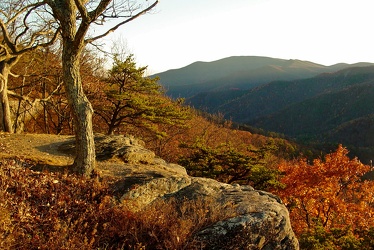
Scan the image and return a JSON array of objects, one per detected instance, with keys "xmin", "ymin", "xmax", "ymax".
[{"xmin": 0, "ymin": 158, "xmax": 237, "ymax": 249}]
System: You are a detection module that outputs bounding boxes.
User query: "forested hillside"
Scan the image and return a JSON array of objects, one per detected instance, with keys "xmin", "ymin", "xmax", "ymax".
[
  {"xmin": 220, "ymin": 66, "xmax": 374, "ymax": 123},
  {"xmin": 156, "ymin": 58, "xmax": 374, "ymax": 163},
  {"xmin": 228, "ymin": 66, "xmax": 374, "ymax": 162}
]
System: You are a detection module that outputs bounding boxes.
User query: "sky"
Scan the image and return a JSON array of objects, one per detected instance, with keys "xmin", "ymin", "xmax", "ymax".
[{"xmin": 103, "ymin": 0, "xmax": 374, "ymax": 74}]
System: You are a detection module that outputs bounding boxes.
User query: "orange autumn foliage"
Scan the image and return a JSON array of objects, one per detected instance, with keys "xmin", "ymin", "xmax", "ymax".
[{"xmin": 276, "ymin": 145, "xmax": 374, "ymax": 235}]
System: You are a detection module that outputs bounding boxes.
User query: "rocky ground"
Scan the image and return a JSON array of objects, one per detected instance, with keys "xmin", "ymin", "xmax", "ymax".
[{"xmin": 0, "ymin": 132, "xmax": 299, "ymax": 249}]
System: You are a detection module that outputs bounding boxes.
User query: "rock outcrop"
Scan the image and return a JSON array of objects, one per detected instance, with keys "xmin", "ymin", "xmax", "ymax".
[
  {"xmin": 62, "ymin": 135, "xmax": 299, "ymax": 249},
  {"xmin": 170, "ymin": 178, "xmax": 298, "ymax": 250}
]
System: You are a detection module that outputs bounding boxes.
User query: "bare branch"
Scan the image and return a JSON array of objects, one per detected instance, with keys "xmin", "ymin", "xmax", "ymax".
[
  {"xmin": 14, "ymin": 27, "xmax": 61, "ymax": 56},
  {"xmin": 0, "ymin": 19, "xmax": 17, "ymax": 53},
  {"xmin": 44, "ymin": 0, "xmax": 60, "ymax": 17},
  {"xmin": 9, "ymin": 71, "xmax": 21, "ymax": 78},
  {"xmin": 85, "ymin": 0, "xmax": 158, "ymax": 44},
  {"xmin": 0, "ymin": 44, "xmax": 12, "ymax": 61},
  {"xmin": 88, "ymin": 0, "xmax": 112, "ymax": 21},
  {"xmin": 0, "ymin": 9, "xmax": 9, "ymax": 20},
  {"xmin": 45, "ymin": 80, "xmax": 64, "ymax": 100},
  {"xmin": 14, "ymin": 3, "xmax": 44, "ymax": 44},
  {"xmin": 0, "ymin": 74, "xmax": 5, "ymax": 92},
  {"xmin": 0, "ymin": 1, "xmax": 58, "ymax": 56},
  {"xmin": 74, "ymin": 0, "xmax": 90, "ymax": 22},
  {"xmin": 8, "ymin": 80, "xmax": 63, "ymax": 103},
  {"xmin": 5, "ymin": 2, "xmax": 45, "ymax": 25}
]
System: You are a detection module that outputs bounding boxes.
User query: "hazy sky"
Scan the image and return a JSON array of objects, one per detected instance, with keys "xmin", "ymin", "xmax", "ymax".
[{"xmin": 105, "ymin": 0, "xmax": 374, "ymax": 74}]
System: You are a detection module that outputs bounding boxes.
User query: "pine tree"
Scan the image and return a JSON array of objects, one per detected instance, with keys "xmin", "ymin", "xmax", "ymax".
[{"xmin": 94, "ymin": 55, "xmax": 189, "ymax": 136}]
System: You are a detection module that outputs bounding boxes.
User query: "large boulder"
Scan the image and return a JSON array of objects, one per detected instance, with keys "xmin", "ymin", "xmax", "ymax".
[
  {"xmin": 119, "ymin": 173, "xmax": 298, "ymax": 249},
  {"xmin": 61, "ymin": 135, "xmax": 299, "ymax": 249},
  {"xmin": 177, "ymin": 178, "xmax": 298, "ymax": 250}
]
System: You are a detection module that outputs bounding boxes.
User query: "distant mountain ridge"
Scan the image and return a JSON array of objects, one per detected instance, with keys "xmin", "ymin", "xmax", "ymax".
[
  {"xmin": 153, "ymin": 56, "xmax": 373, "ymax": 99},
  {"xmin": 153, "ymin": 56, "xmax": 374, "ymax": 162},
  {"xmin": 245, "ymin": 66, "xmax": 374, "ymax": 162},
  {"xmin": 249, "ymin": 66, "xmax": 374, "ymax": 134},
  {"xmin": 219, "ymin": 66, "xmax": 374, "ymax": 123}
]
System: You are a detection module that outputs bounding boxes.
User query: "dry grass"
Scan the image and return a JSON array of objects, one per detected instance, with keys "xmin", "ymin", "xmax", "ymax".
[{"xmin": 0, "ymin": 133, "xmax": 239, "ymax": 249}]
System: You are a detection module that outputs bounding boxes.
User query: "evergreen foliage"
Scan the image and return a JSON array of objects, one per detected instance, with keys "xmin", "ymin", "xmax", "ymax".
[
  {"xmin": 299, "ymin": 222, "xmax": 374, "ymax": 250},
  {"xmin": 178, "ymin": 141, "xmax": 283, "ymax": 190},
  {"xmin": 94, "ymin": 55, "xmax": 190, "ymax": 136}
]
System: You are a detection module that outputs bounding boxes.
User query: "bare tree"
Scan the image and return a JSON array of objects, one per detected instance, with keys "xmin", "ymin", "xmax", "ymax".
[
  {"xmin": 42, "ymin": 0, "xmax": 159, "ymax": 176},
  {"xmin": 0, "ymin": 0, "xmax": 59, "ymax": 132}
]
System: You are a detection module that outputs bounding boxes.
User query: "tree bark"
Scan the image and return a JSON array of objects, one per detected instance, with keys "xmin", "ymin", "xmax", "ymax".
[
  {"xmin": 0, "ymin": 63, "xmax": 13, "ymax": 133},
  {"xmin": 44, "ymin": 0, "xmax": 159, "ymax": 176},
  {"xmin": 62, "ymin": 42, "xmax": 96, "ymax": 176}
]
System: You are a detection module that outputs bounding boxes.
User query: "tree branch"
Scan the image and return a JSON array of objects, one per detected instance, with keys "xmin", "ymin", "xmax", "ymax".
[
  {"xmin": 9, "ymin": 71, "xmax": 21, "ymax": 78},
  {"xmin": 0, "ymin": 1, "xmax": 60, "ymax": 57},
  {"xmin": 0, "ymin": 19, "xmax": 17, "ymax": 53},
  {"xmin": 88, "ymin": 0, "xmax": 112, "ymax": 21},
  {"xmin": 14, "ymin": 3, "xmax": 44, "ymax": 44},
  {"xmin": 85, "ymin": 0, "xmax": 158, "ymax": 44},
  {"xmin": 74, "ymin": 0, "xmax": 90, "ymax": 22},
  {"xmin": 14, "ymin": 27, "xmax": 61, "ymax": 56},
  {"xmin": 0, "ymin": 44, "xmax": 12, "ymax": 61},
  {"xmin": 8, "ymin": 81, "xmax": 63, "ymax": 103},
  {"xmin": 5, "ymin": 2, "xmax": 45, "ymax": 25},
  {"xmin": 0, "ymin": 10, "xmax": 9, "ymax": 20}
]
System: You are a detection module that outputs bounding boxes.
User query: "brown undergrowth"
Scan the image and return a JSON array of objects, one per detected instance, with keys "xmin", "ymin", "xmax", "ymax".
[{"xmin": 0, "ymin": 158, "xmax": 237, "ymax": 250}]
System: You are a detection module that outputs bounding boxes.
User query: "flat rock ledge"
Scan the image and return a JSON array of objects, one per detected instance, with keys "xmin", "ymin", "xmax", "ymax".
[{"xmin": 61, "ymin": 135, "xmax": 299, "ymax": 249}]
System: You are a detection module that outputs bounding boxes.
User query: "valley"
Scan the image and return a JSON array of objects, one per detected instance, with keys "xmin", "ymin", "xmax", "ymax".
[{"xmin": 153, "ymin": 56, "xmax": 374, "ymax": 163}]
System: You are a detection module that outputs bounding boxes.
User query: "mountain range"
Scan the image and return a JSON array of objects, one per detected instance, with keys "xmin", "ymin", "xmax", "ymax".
[
  {"xmin": 152, "ymin": 56, "xmax": 374, "ymax": 162},
  {"xmin": 155, "ymin": 56, "xmax": 372, "ymax": 98}
]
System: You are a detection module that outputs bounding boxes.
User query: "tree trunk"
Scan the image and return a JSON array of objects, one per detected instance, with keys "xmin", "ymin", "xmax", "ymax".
[
  {"xmin": 107, "ymin": 106, "xmax": 120, "ymax": 135},
  {"xmin": 62, "ymin": 43, "xmax": 96, "ymax": 176},
  {"xmin": 0, "ymin": 63, "xmax": 14, "ymax": 133}
]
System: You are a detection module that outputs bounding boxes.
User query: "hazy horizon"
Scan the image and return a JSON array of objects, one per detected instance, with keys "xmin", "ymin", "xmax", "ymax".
[{"xmin": 102, "ymin": 0, "xmax": 374, "ymax": 74}]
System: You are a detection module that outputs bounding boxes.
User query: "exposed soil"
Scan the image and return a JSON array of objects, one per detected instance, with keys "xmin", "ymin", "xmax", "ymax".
[
  {"xmin": 0, "ymin": 132, "xmax": 146, "ymax": 180},
  {"xmin": 0, "ymin": 132, "xmax": 184, "ymax": 198},
  {"xmin": 0, "ymin": 132, "xmax": 75, "ymax": 167}
]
